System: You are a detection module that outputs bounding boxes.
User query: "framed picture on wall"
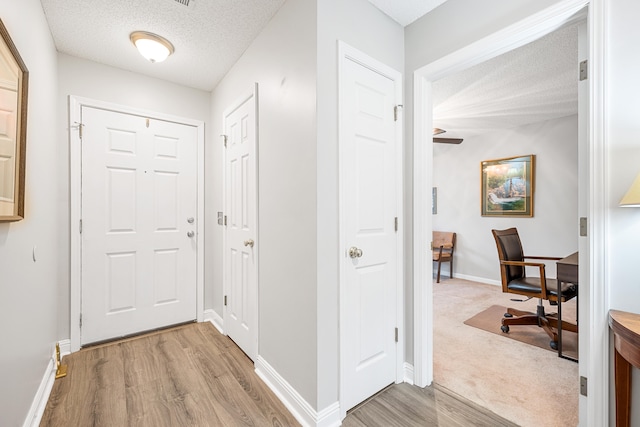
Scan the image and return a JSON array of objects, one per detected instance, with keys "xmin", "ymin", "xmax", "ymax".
[{"xmin": 481, "ymin": 154, "xmax": 535, "ymax": 217}]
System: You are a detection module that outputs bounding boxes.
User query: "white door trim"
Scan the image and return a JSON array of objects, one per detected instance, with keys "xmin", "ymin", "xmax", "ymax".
[
  {"xmin": 221, "ymin": 83, "xmax": 260, "ymax": 360},
  {"xmin": 338, "ymin": 41, "xmax": 404, "ymax": 418},
  {"xmin": 412, "ymin": 1, "xmax": 608, "ymax": 426},
  {"xmin": 69, "ymin": 96, "xmax": 206, "ymax": 352}
]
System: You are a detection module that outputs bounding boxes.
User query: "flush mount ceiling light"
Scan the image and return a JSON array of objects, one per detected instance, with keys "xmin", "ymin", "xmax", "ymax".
[{"xmin": 130, "ymin": 31, "xmax": 174, "ymax": 63}]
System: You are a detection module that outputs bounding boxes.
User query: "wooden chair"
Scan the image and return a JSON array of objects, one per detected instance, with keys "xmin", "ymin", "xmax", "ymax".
[
  {"xmin": 432, "ymin": 231, "xmax": 456, "ymax": 283},
  {"xmin": 491, "ymin": 228, "xmax": 578, "ymax": 350}
]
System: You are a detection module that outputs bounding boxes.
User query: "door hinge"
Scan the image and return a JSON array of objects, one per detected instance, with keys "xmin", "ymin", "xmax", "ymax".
[
  {"xmin": 79, "ymin": 313, "xmax": 82, "ymax": 329},
  {"xmin": 224, "ymin": 295, "xmax": 228, "ymax": 306},
  {"xmin": 394, "ymin": 217, "xmax": 398, "ymax": 232},
  {"xmin": 221, "ymin": 134, "xmax": 228, "ymax": 147},
  {"xmin": 224, "ymin": 215, "xmax": 227, "ymax": 226},
  {"xmin": 579, "ymin": 60, "xmax": 588, "ymax": 81},
  {"xmin": 73, "ymin": 122, "xmax": 85, "ymax": 139},
  {"xmin": 395, "ymin": 327, "xmax": 399, "ymax": 343},
  {"xmin": 580, "ymin": 376, "xmax": 587, "ymax": 396},
  {"xmin": 79, "ymin": 219, "xmax": 82, "ymax": 234},
  {"xmin": 394, "ymin": 105, "xmax": 403, "ymax": 122}
]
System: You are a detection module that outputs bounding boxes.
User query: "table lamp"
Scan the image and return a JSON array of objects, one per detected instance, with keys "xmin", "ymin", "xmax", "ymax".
[{"xmin": 619, "ymin": 173, "xmax": 640, "ymax": 207}]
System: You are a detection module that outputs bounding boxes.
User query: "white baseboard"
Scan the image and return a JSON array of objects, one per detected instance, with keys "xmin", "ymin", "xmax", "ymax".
[
  {"xmin": 203, "ymin": 309, "xmax": 224, "ymax": 334},
  {"xmin": 23, "ymin": 349, "xmax": 57, "ymax": 427},
  {"xmin": 255, "ymin": 356, "xmax": 340, "ymax": 427},
  {"xmin": 403, "ymin": 362, "xmax": 415, "ymax": 385},
  {"xmin": 452, "ymin": 273, "xmax": 501, "ymax": 287},
  {"xmin": 58, "ymin": 339, "xmax": 71, "ymax": 357}
]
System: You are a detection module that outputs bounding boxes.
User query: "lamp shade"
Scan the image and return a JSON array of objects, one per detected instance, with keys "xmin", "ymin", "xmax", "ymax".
[
  {"xmin": 130, "ymin": 31, "xmax": 174, "ymax": 63},
  {"xmin": 619, "ymin": 173, "xmax": 640, "ymax": 207}
]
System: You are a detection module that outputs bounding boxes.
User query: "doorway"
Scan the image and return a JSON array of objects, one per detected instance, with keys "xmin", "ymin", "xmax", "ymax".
[{"xmin": 412, "ymin": 1, "xmax": 607, "ymax": 425}]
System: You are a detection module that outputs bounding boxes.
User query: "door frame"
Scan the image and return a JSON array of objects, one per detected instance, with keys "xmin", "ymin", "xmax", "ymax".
[
  {"xmin": 69, "ymin": 96, "xmax": 206, "ymax": 352},
  {"xmin": 412, "ymin": 1, "xmax": 608, "ymax": 425},
  {"xmin": 338, "ymin": 41, "xmax": 404, "ymax": 417},
  {"xmin": 221, "ymin": 84, "xmax": 260, "ymax": 360}
]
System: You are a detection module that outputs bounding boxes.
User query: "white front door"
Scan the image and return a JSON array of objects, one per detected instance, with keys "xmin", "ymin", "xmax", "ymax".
[
  {"xmin": 339, "ymin": 45, "xmax": 402, "ymax": 411},
  {"xmin": 223, "ymin": 87, "xmax": 258, "ymax": 361},
  {"xmin": 80, "ymin": 106, "xmax": 198, "ymax": 345}
]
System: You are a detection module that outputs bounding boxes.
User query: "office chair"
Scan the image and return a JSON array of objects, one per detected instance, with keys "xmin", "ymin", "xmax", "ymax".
[{"xmin": 491, "ymin": 228, "xmax": 578, "ymax": 350}]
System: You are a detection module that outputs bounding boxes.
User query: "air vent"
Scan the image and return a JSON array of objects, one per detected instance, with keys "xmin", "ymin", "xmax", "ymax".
[{"xmin": 173, "ymin": 0, "xmax": 194, "ymax": 8}]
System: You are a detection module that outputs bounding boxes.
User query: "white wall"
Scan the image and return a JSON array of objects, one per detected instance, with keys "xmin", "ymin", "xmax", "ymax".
[
  {"xmin": 607, "ymin": 0, "xmax": 640, "ymax": 422},
  {"xmin": 433, "ymin": 115, "xmax": 578, "ymax": 283},
  {"xmin": 0, "ymin": 1, "xmax": 60, "ymax": 425},
  {"xmin": 316, "ymin": 0, "xmax": 404, "ymax": 411},
  {"xmin": 56, "ymin": 54, "xmax": 211, "ymax": 339},
  {"xmin": 209, "ymin": 0, "xmax": 318, "ymax": 406}
]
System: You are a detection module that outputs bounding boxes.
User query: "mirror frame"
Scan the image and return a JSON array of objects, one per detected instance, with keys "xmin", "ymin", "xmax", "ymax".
[{"xmin": 0, "ymin": 19, "xmax": 28, "ymax": 222}]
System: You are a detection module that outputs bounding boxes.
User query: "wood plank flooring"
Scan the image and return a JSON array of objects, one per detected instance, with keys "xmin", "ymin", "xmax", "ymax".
[
  {"xmin": 41, "ymin": 322, "xmax": 516, "ymax": 426},
  {"xmin": 41, "ymin": 322, "xmax": 300, "ymax": 427},
  {"xmin": 343, "ymin": 383, "xmax": 518, "ymax": 427}
]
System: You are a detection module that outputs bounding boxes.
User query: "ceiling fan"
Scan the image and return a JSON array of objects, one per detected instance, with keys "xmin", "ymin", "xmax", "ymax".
[{"xmin": 433, "ymin": 128, "xmax": 463, "ymax": 144}]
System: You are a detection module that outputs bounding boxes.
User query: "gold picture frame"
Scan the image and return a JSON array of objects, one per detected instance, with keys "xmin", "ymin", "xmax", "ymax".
[
  {"xmin": 481, "ymin": 154, "xmax": 534, "ymax": 217},
  {"xmin": 0, "ymin": 19, "xmax": 28, "ymax": 222}
]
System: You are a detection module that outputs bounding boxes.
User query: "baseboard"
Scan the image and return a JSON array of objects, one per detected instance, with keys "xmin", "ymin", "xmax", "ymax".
[
  {"xmin": 58, "ymin": 339, "xmax": 71, "ymax": 357},
  {"xmin": 203, "ymin": 309, "xmax": 224, "ymax": 334},
  {"xmin": 22, "ymin": 350, "xmax": 57, "ymax": 427},
  {"xmin": 255, "ymin": 356, "xmax": 341, "ymax": 427},
  {"xmin": 403, "ymin": 362, "xmax": 415, "ymax": 385},
  {"xmin": 452, "ymin": 273, "xmax": 501, "ymax": 287}
]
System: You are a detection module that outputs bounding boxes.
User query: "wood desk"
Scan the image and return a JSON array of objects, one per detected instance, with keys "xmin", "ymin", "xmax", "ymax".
[
  {"xmin": 556, "ymin": 252, "xmax": 578, "ymax": 360},
  {"xmin": 609, "ymin": 309, "xmax": 640, "ymax": 427}
]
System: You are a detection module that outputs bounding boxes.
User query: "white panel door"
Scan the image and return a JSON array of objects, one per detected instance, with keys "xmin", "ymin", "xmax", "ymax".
[
  {"xmin": 223, "ymin": 88, "xmax": 258, "ymax": 361},
  {"xmin": 81, "ymin": 106, "xmax": 197, "ymax": 345},
  {"xmin": 341, "ymin": 54, "xmax": 400, "ymax": 411}
]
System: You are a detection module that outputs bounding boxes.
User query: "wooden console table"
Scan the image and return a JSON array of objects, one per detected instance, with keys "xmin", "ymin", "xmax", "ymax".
[{"xmin": 609, "ymin": 309, "xmax": 640, "ymax": 427}]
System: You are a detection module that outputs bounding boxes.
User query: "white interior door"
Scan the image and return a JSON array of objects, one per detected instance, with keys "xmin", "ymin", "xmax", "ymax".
[
  {"xmin": 223, "ymin": 87, "xmax": 258, "ymax": 361},
  {"xmin": 340, "ymin": 46, "xmax": 402, "ymax": 412},
  {"xmin": 80, "ymin": 106, "xmax": 198, "ymax": 345}
]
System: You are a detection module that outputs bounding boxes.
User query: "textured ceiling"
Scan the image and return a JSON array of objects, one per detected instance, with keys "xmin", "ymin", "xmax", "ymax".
[
  {"xmin": 366, "ymin": 0, "xmax": 449, "ymax": 26},
  {"xmin": 40, "ymin": 0, "xmax": 577, "ymax": 137},
  {"xmin": 40, "ymin": 0, "xmax": 286, "ymax": 91},
  {"xmin": 40, "ymin": 0, "xmax": 442, "ymax": 91},
  {"xmin": 433, "ymin": 22, "xmax": 580, "ymax": 139}
]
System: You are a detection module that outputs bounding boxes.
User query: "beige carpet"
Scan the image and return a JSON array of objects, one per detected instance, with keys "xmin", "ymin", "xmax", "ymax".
[{"xmin": 434, "ymin": 278, "xmax": 579, "ymax": 427}]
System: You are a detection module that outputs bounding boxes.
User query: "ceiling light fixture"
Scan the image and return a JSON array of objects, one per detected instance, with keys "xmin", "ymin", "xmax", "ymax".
[{"xmin": 130, "ymin": 31, "xmax": 174, "ymax": 63}]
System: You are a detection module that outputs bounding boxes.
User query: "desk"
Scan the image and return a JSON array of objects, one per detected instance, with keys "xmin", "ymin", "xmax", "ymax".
[
  {"xmin": 556, "ymin": 252, "xmax": 578, "ymax": 360},
  {"xmin": 609, "ymin": 310, "xmax": 640, "ymax": 427}
]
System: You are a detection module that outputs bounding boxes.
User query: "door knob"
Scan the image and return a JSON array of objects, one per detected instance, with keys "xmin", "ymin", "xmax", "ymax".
[
  {"xmin": 244, "ymin": 239, "xmax": 255, "ymax": 248},
  {"xmin": 187, "ymin": 231, "xmax": 195, "ymax": 238},
  {"xmin": 349, "ymin": 246, "xmax": 363, "ymax": 258}
]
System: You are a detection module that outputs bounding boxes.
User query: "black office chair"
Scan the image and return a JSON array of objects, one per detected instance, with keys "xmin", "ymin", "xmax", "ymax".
[{"xmin": 491, "ymin": 228, "xmax": 578, "ymax": 350}]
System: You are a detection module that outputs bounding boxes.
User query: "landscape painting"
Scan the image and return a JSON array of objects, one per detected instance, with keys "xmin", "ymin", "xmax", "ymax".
[{"xmin": 481, "ymin": 154, "xmax": 534, "ymax": 217}]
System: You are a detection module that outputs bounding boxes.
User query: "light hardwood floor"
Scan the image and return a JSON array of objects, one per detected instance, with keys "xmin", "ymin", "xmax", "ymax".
[{"xmin": 41, "ymin": 322, "xmax": 515, "ymax": 426}]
